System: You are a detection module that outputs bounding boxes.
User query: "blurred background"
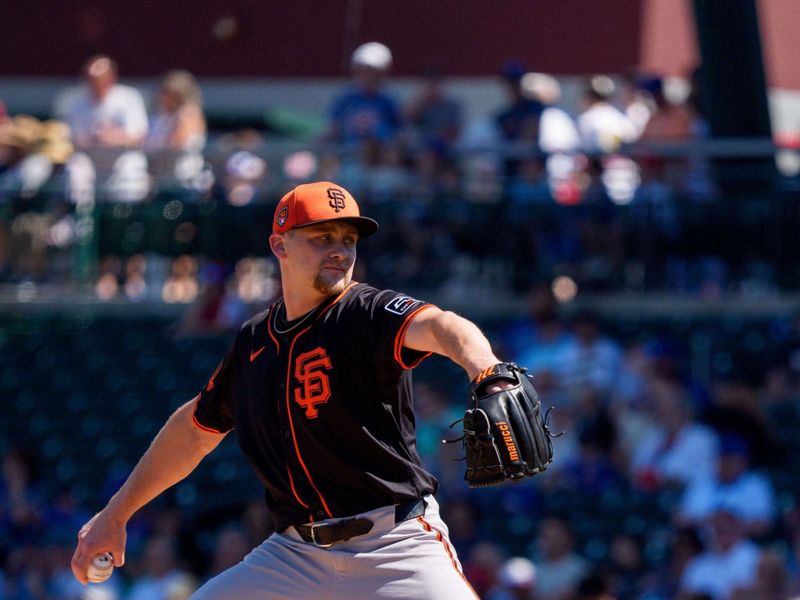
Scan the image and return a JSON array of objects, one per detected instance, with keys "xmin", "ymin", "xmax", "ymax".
[{"xmin": 2, "ymin": 1, "xmax": 800, "ymax": 599}]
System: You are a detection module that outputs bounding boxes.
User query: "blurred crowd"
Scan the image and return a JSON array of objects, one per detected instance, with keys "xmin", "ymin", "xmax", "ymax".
[
  {"xmin": 4, "ymin": 283, "xmax": 800, "ymax": 600},
  {"xmin": 0, "ymin": 44, "xmax": 745, "ymax": 297},
  {"xmin": 3, "ymin": 43, "xmax": 800, "ymax": 600},
  {"xmin": 0, "ymin": 43, "xmax": 712, "ymax": 208}
]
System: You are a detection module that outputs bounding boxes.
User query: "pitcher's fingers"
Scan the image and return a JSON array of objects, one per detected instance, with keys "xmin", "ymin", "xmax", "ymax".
[{"xmin": 71, "ymin": 548, "xmax": 89, "ymax": 585}]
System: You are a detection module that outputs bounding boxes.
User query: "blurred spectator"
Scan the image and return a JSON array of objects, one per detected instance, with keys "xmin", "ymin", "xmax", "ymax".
[
  {"xmin": 494, "ymin": 62, "xmax": 545, "ymax": 181},
  {"xmin": 364, "ymin": 141, "xmax": 412, "ymax": 198},
  {"xmin": 608, "ymin": 533, "xmax": 648, "ymax": 600},
  {"xmin": 558, "ymin": 408, "xmax": 623, "ymax": 494},
  {"xmin": 0, "ymin": 116, "xmax": 73, "ymax": 200},
  {"xmin": 463, "ymin": 542, "xmax": 507, "ymax": 600},
  {"xmin": 678, "ymin": 510, "xmax": 761, "ymax": 600},
  {"xmin": 629, "ymin": 377, "xmax": 720, "ymax": 490},
  {"xmin": 127, "ymin": 535, "xmax": 197, "ymax": 600},
  {"xmin": 577, "ymin": 76, "xmax": 638, "ymax": 154},
  {"xmin": 639, "ymin": 77, "xmax": 694, "ymax": 143},
  {"xmin": 205, "ymin": 525, "xmax": 251, "ymax": 579},
  {"xmin": 676, "ymin": 432, "xmax": 776, "ymax": 537},
  {"xmin": 729, "ymin": 548, "xmax": 791, "ymax": 600},
  {"xmin": 145, "ymin": 70, "xmax": 208, "ymax": 192},
  {"xmin": 518, "ymin": 72, "xmax": 582, "ymax": 204},
  {"xmin": 577, "ymin": 76, "xmax": 641, "ymax": 204},
  {"xmin": 555, "ymin": 311, "xmax": 623, "ymax": 403},
  {"xmin": 500, "ymin": 283, "xmax": 564, "ymax": 360},
  {"xmin": 56, "ymin": 55, "xmax": 149, "ymax": 203},
  {"xmin": 325, "ymin": 42, "xmax": 401, "ymax": 151},
  {"xmin": 642, "ymin": 527, "xmax": 705, "ymax": 600},
  {"xmin": 506, "ymin": 157, "xmax": 552, "ymax": 206},
  {"xmin": 519, "ymin": 72, "xmax": 580, "ymax": 156},
  {"xmin": 621, "ymin": 73, "xmax": 657, "ymax": 139},
  {"xmin": 160, "ymin": 255, "xmax": 200, "ymax": 304},
  {"xmin": 440, "ymin": 496, "xmax": 481, "ymax": 557},
  {"xmin": 495, "ymin": 62, "xmax": 544, "ymax": 144},
  {"xmin": 240, "ymin": 499, "xmax": 274, "ymax": 550},
  {"xmin": 574, "ymin": 573, "xmax": 618, "ymax": 600},
  {"xmin": 530, "ymin": 516, "xmax": 590, "ymax": 600},
  {"xmin": 1, "ymin": 446, "xmax": 45, "ymax": 547},
  {"xmin": 513, "ymin": 300, "xmax": 573, "ymax": 388},
  {"xmin": 636, "ymin": 76, "xmax": 696, "ymax": 195},
  {"xmin": 210, "ymin": 128, "xmax": 269, "ymax": 206},
  {"xmin": 409, "ymin": 138, "xmax": 460, "ymax": 200},
  {"xmin": 41, "ymin": 486, "xmax": 91, "ymax": 547},
  {"xmin": 404, "ymin": 68, "xmax": 463, "ymax": 147},
  {"xmin": 413, "ymin": 382, "xmax": 460, "ymax": 462},
  {"xmin": 176, "ymin": 261, "xmax": 247, "ymax": 334},
  {"xmin": 487, "ymin": 556, "xmax": 538, "ymax": 600}
]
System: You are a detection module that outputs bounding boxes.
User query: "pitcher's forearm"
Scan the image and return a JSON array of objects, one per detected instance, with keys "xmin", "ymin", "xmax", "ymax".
[
  {"xmin": 103, "ymin": 398, "xmax": 225, "ymax": 523},
  {"xmin": 430, "ymin": 311, "xmax": 500, "ymax": 379},
  {"xmin": 404, "ymin": 308, "xmax": 500, "ymax": 380}
]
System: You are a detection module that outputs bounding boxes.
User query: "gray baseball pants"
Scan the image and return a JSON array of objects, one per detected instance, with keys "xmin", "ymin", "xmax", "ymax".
[{"xmin": 190, "ymin": 495, "xmax": 479, "ymax": 599}]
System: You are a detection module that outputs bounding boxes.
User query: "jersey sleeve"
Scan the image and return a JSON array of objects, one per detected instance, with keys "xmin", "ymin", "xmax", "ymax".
[
  {"xmin": 363, "ymin": 289, "xmax": 435, "ymax": 371},
  {"xmin": 193, "ymin": 328, "xmax": 248, "ymax": 433}
]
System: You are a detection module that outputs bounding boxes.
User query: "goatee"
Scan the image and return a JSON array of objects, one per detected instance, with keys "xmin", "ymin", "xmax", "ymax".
[{"xmin": 314, "ymin": 274, "xmax": 347, "ymax": 296}]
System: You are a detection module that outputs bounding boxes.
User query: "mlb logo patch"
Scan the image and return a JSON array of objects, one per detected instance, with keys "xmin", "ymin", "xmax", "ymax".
[
  {"xmin": 276, "ymin": 206, "xmax": 288, "ymax": 227},
  {"xmin": 385, "ymin": 296, "xmax": 418, "ymax": 315}
]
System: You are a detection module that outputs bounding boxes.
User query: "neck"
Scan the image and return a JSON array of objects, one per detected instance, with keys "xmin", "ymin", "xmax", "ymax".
[{"xmin": 282, "ymin": 288, "xmax": 328, "ymax": 321}]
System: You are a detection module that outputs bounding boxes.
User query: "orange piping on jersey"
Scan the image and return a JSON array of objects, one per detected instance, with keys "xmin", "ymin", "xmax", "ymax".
[
  {"xmin": 284, "ymin": 324, "xmax": 334, "ymax": 519},
  {"xmin": 279, "ymin": 282, "xmax": 356, "ymax": 519},
  {"xmin": 286, "ymin": 466, "xmax": 309, "ymax": 509},
  {"xmin": 393, "ymin": 304, "xmax": 435, "ymax": 369},
  {"xmin": 205, "ymin": 361, "xmax": 222, "ymax": 392},
  {"xmin": 266, "ymin": 304, "xmax": 280, "ymax": 352},
  {"xmin": 190, "ymin": 396, "xmax": 228, "ymax": 434},
  {"xmin": 416, "ymin": 516, "xmax": 480, "ymax": 599}
]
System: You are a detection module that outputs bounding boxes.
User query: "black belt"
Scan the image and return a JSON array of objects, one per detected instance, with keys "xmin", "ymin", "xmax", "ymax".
[{"xmin": 294, "ymin": 498, "xmax": 426, "ymax": 547}]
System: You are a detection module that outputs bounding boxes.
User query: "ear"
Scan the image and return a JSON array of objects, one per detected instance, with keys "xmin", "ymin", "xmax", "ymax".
[{"xmin": 269, "ymin": 234, "xmax": 287, "ymax": 259}]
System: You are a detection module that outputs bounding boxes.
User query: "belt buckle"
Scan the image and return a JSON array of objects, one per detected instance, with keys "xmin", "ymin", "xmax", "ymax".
[{"xmin": 308, "ymin": 523, "xmax": 335, "ymax": 548}]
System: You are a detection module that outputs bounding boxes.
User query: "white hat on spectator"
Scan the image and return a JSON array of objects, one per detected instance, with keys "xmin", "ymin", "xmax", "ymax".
[
  {"xmin": 521, "ymin": 72, "xmax": 562, "ymax": 105},
  {"xmin": 351, "ymin": 42, "xmax": 392, "ymax": 71},
  {"xmin": 498, "ymin": 557, "xmax": 537, "ymax": 589}
]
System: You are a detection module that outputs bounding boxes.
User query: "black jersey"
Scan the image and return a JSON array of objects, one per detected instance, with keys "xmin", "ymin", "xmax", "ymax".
[{"xmin": 193, "ymin": 282, "xmax": 439, "ymax": 530}]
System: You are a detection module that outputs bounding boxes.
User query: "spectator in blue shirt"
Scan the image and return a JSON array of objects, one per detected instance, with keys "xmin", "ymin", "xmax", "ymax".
[{"xmin": 325, "ymin": 42, "xmax": 401, "ymax": 150}]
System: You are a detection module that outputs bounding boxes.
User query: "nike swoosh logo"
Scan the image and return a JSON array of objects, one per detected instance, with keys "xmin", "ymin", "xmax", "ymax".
[{"xmin": 250, "ymin": 346, "xmax": 266, "ymax": 362}]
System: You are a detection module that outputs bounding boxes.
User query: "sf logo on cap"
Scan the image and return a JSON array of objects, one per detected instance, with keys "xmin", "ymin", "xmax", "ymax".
[{"xmin": 327, "ymin": 188, "xmax": 346, "ymax": 212}]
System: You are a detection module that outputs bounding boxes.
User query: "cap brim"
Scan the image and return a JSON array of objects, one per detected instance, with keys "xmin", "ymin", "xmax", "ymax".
[{"xmin": 293, "ymin": 216, "xmax": 379, "ymax": 237}]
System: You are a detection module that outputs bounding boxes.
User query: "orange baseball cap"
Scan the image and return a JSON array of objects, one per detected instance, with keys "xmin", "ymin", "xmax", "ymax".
[{"xmin": 272, "ymin": 181, "xmax": 379, "ymax": 237}]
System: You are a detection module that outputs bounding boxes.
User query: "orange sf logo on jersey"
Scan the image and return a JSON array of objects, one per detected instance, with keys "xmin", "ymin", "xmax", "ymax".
[{"xmin": 293, "ymin": 347, "xmax": 332, "ymax": 418}]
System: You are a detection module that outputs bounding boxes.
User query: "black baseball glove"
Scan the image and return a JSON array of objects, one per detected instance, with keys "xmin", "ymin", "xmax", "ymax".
[{"xmin": 461, "ymin": 362, "xmax": 554, "ymax": 488}]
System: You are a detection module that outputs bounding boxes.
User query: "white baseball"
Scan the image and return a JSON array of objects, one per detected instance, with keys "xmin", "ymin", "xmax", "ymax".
[{"xmin": 87, "ymin": 552, "xmax": 114, "ymax": 583}]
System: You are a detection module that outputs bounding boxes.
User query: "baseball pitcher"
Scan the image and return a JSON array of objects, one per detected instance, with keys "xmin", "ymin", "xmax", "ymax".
[{"xmin": 71, "ymin": 181, "xmax": 552, "ymax": 599}]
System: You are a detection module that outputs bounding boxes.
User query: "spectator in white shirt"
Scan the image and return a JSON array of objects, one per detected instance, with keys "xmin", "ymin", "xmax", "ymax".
[
  {"xmin": 56, "ymin": 55, "xmax": 149, "ymax": 203},
  {"xmin": 679, "ymin": 509, "xmax": 762, "ymax": 600},
  {"xmin": 577, "ymin": 75, "xmax": 639, "ymax": 154},
  {"xmin": 630, "ymin": 378, "xmax": 720, "ymax": 490},
  {"xmin": 676, "ymin": 433, "xmax": 776, "ymax": 537}
]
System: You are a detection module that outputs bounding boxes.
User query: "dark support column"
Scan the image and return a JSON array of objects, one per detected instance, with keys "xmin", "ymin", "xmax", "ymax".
[{"xmin": 692, "ymin": 0, "xmax": 776, "ymax": 191}]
